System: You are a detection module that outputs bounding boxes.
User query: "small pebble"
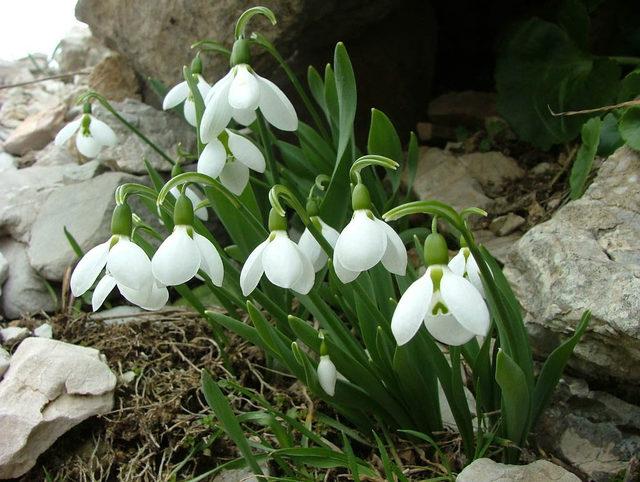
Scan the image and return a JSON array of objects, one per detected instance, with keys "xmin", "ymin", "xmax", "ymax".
[
  {"xmin": 0, "ymin": 347, "xmax": 10, "ymax": 377},
  {"xmin": 34, "ymin": 323, "xmax": 53, "ymax": 339},
  {"xmin": 490, "ymin": 213, "xmax": 525, "ymax": 237},
  {"xmin": 0, "ymin": 327, "xmax": 30, "ymax": 345}
]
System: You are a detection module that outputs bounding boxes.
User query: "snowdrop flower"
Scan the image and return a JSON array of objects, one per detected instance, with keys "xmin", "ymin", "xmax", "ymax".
[
  {"xmin": 152, "ymin": 193, "xmax": 223, "ymax": 286},
  {"xmin": 240, "ymin": 209, "xmax": 314, "ymax": 296},
  {"xmin": 197, "ymin": 129, "xmax": 265, "ymax": 195},
  {"xmin": 298, "ymin": 215, "xmax": 340, "ymax": 273},
  {"xmin": 449, "ymin": 246, "xmax": 484, "ymax": 297},
  {"xmin": 163, "ymin": 74, "xmax": 210, "ymax": 127},
  {"xmin": 169, "ymin": 186, "xmax": 209, "ymax": 221},
  {"xmin": 70, "ymin": 204, "xmax": 167, "ymax": 311},
  {"xmin": 200, "ymin": 39, "xmax": 297, "ymax": 142},
  {"xmin": 55, "ymin": 105, "xmax": 117, "ymax": 158},
  {"xmin": 333, "ymin": 184, "xmax": 407, "ymax": 283},
  {"xmin": 317, "ymin": 354, "xmax": 338, "ymax": 396},
  {"xmin": 391, "ymin": 232, "xmax": 490, "ymax": 346}
]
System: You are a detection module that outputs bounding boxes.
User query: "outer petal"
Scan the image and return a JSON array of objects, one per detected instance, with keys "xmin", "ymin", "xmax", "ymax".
[
  {"xmin": 106, "ymin": 238, "xmax": 153, "ymax": 290},
  {"xmin": 379, "ymin": 220, "xmax": 408, "ymax": 275},
  {"xmin": 298, "ymin": 228, "xmax": 325, "ymax": 272},
  {"xmin": 440, "ymin": 271, "xmax": 490, "ymax": 336},
  {"xmin": 54, "ymin": 119, "xmax": 81, "ymax": 145},
  {"xmin": 466, "ymin": 254, "xmax": 485, "ymax": 297},
  {"xmin": 184, "ymin": 187, "xmax": 208, "ymax": 221},
  {"xmin": 89, "ymin": 117, "xmax": 118, "ymax": 147},
  {"xmin": 317, "ymin": 355, "xmax": 337, "ymax": 396},
  {"xmin": 332, "ymin": 254, "xmax": 360, "ymax": 283},
  {"xmin": 391, "ymin": 274, "xmax": 433, "ymax": 345},
  {"xmin": 119, "ymin": 282, "xmax": 169, "ymax": 311},
  {"xmin": 262, "ymin": 234, "xmax": 303, "ymax": 289},
  {"xmin": 75, "ymin": 132, "xmax": 101, "ymax": 158},
  {"xmin": 227, "ymin": 129, "xmax": 265, "ymax": 173},
  {"xmin": 194, "ymin": 233, "xmax": 224, "ymax": 286},
  {"xmin": 256, "ymin": 74, "xmax": 298, "ymax": 131},
  {"xmin": 201, "ymin": 71, "xmax": 233, "ymax": 143},
  {"xmin": 219, "ymin": 161, "xmax": 249, "ymax": 196},
  {"xmin": 334, "ymin": 210, "xmax": 387, "ymax": 272},
  {"xmin": 320, "ymin": 220, "xmax": 340, "ymax": 248},
  {"xmin": 232, "ymin": 107, "xmax": 256, "ymax": 126},
  {"xmin": 91, "ymin": 274, "xmax": 116, "ymax": 311},
  {"xmin": 163, "ymin": 80, "xmax": 189, "ymax": 109},
  {"xmin": 290, "ymin": 245, "xmax": 315, "ymax": 294},
  {"xmin": 228, "ymin": 65, "xmax": 260, "ymax": 110},
  {"xmin": 424, "ymin": 312, "xmax": 475, "ymax": 346},
  {"xmin": 240, "ymin": 239, "xmax": 268, "ymax": 296},
  {"xmin": 448, "ymin": 250, "xmax": 467, "ymax": 276},
  {"xmin": 151, "ymin": 227, "xmax": 201, "ymax": 286},
  {"xmin": 198, "ymin": 138, "xmax": 227, "ymax": 179},
  {"xmin": 183, "ymin": 99, "xmax": 197, "ymax": 127},
  {"xmin": 196, "ymin": 75, "xmax": 211, "ymax": 99},
  {"xmin": 70, "ymin": 241, "xmax": 109, "ymax": 296}
]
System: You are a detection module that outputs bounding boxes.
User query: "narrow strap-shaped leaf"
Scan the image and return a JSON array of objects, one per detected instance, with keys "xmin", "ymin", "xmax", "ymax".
[
  {"xmin": 495, "ymin": 350, "xmax": 531, "ymax": 450},
  {"xmin": 334, "ymin": 42, "xmax": 357, "ymax": 161},
  {"xmin": 367, "ymin": 108, "xmax": 404, "ymax": 194}
]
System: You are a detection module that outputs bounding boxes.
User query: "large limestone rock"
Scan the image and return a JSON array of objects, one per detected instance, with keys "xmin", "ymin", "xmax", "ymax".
[
  {"xmin": 505, "ymin": 147, "xmax": 640, "ymax": 386},
  {"xmin": 53, "ymin": 25, "xmax": 112, "ymax": 73},
  {"xmin": 456, "ymin": 458, "xmax": 579, "ymax": 482},
  {"xmin": 0, "ymin": 251, "xmax": 7, "ymax": 296},
  {"xmin": 87, "ymin": 54, "xmax": 141, "ymax": 101},
  {"xmin": 2, "ymin": 104, "xmax": 66, "ymax": 156},
  {"xmin": 0, "ymin": 337, "xmax": 116, "ymax": 478}
]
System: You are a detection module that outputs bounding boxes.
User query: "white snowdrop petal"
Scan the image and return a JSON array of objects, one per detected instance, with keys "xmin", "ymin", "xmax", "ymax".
[
  {"xmin": 240, "ymin": 239, "xmax": 268, "ymax": 296},
  {"xmin": 89, "ymin": 118, "xmax": 118, "ymax": 147},
  {"xmin": 91, "ymin": 275, "xmax": 116, "ymax": 312},
  {"xmin": 391, "ymin": 274, "xmax": 433, "ymax": 346},
  {"xmin": 448, "ymin": 250, "xmax": 467, "ymax": 276},
  {"xmin": 228, "ymin": 65, "xmax": 260, "ymax": 110},
  {"xmin": 335, "ymin": 211, "xmax": 387, "ymax": 272},
  {"xmin": 290, "ymin": 245, "xmax": 315, "ymax": 294},
  {"xmin": 200, "ymin": 72, "xmax": 233, "ymax": 143},
  {"xmin": 198, "ymin": 139, "xmax": 227, "ymax": 179},
  {"xmin": 183, "ymin": 99, "xmax": 197, "ymax": 127},
  {"xmin": 107, "ymin": 239, "xmax": 153, "ymax": 290},
  {"xmin": 263, "ymin": 234, "xmax": 304, "ymax": 289},
  {"xmin": 227, "ymin": 129, "xmax": 265, "ymax": 173},
  {"xmin": 440, "ymin": 271, "xmax": 490, "ymax": 336},
  {"xmin": 424, "ymin": 313, "xmax": 476, "ymax": 346},
  {"xmin": 466, "ymin": 254, "xmax": 485, "ymax": 297},
  {"xmin": 379, "ymin": 220, "xmax": 408, "ymax": 275},
  {"xmin": 120, "ymin": 283, "xmax": 169, "ymax": 311},
  {"xmin": 320, "ymin": 220, "xmax": 340, "ymax": 248},
  {"xmin": 163, "ymin": 81, "xmax": 190, "ymax": 109},
  {"xmin": 70, "ymin": 241, "xmax": 110, "ymax": 296},
  {"xmin": 183, "ymin": 187, "xmax": 208, "ymax": 221},
  {"xmin": 332, "ymin": 254, "xmax": 360, "ymax": 283},
  {"xmin": 298, "ymin": 228, "xmax": 325, "ymax": 272},
  {"xmin": 256, "ymin": 74, "xmax": 298, "ymax": 131},
  {"xmin": 151, "ymin": 227, "xmax": 201, "ymax": 286},
  {"xmin": 317, "ymin": 355, "xmax": 338, "ymax": 396},
  {"xmin": 75, "ymin": 132, "xmax": 102, "ymax": 158},
  {"xmin": 194, "ymin": 233, "xmax": 224, "ymax": 286},
  {"xmin": 196, "ymin": 75, "xmax": 211, "ymax": 99},
  {"xmin": 232, "ymin": 107, "xmax": 256, "ymax": 126},
  {"xmin": 219, "ymin": 161, "xmax": 249, "ymax": 196},
  {"xmin": 54, "ymin": 119, "xmax": 81, "ymax": 145}
]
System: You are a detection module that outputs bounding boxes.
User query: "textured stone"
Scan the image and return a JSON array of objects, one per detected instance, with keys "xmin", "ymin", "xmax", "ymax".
[
  {"xmin": 33, "ymin": 323, "xmax": 53, "ymax": 339},
  {"xmin": 0, "ymin": 348, "xmax": 9, "ymax": 378},
  {"xmin": 456, "ymin": 458, "xmax": 579, "ymax": 482},
  {"xmin": 0, "ymin": 250, "xmax": 7, "ymax": 296},
  {"xmin": 53, "ymin": 25, "xmax": 112, "ymax": 73},
  {"xmin": 2, "ymin": 104, "xmax": 66, "ymax": 156},
  {"xmin": 88, "ymin": 54, "xmax": 140, "ymax": 102},
  {"xmin": 490, "ymin": 213, "xmax": 525, "ymax": 237},
  {"xmin": 0, "ymin": 152, "xmax": 16, "ymax": 171},
  {"xmin": 505, "ymin": 147, "xmax": 640, "ymax": 386},
  {"xmin": 0, "ymin": 327, "xmax": 30, "ymax": 346},
  {"xmin": 458, "ymin": 151, "xmax": 524, "ymax": 189},
  {"xmin": 0, "ymin": 337, "xmax": 115, "ymax": 478}
]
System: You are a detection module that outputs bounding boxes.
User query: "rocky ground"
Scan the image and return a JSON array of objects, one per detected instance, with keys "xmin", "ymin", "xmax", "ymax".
[{"xmin": 0, "ymin": 10, "xmax": 639, "ymax": 482}]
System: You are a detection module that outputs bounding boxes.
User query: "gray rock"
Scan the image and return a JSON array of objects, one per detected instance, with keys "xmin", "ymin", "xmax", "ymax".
[
  {"xmin": 474, "ymin": 229, "xmax": 521, "ymax": 263},
  {"xmin": 33, "ymin": 323, "xmax": 53, "ymax": 339},
  {"xmin": 27, "ymin": 171, "xmax": 142, "ymax": 281},
  {"xmin": 212, "ymin": 461, "xmax": 271, "ymax": 482},
  {"xmin": 0, "ymin": 348, "xmax": 9, "ymax": 378},
  {"xmin": 31, "ymin": 142, "xmax": 77, "ymax": 167},
  {"xmin": 0, "ymin": 238, "xmax": 57, "ymax": 319},
  {"xmin": 0, "ymin": 327, "xmax": 30, "ymax": 346},
  {"xmin": 458, "ymin": 151, "xmax": 524, "ymax": 190},
  {"xmin": 2, "ymin": 104, "xmax": 66, "ymax": 156},
  {"xmin": 0, "ymin": 152, "xmax": 16, "ymax": 171},
  {"xmin": 456, "ymin": 458, "xmax": 579, "ymax": 482},
  {"xmin": 0, "ymin": 251, "xmax": 7, "ymax": 295},
  {"xmin": 91, "ymin": 305, "xmax": 144, "ymax": 325},
  {"xmin": 490, "ymin": 213, "xmax": 525, "ymax": 237},
  {"xmin": 0, "ymin": 337, "xmax": 116, "ymax": 478},
  {"xmin": 92, "ymin": 99, "xmax": 192, "ymax": 174},
  {"xmin": 53, "ymin": 25, "xmax": 112, "ymax": 73},
  {"xmin": 505, "ymin": 147, "xmax": 640, "ymax": 386},
  {"xmin": 87, "ymin": 54, "xmax": 141, "ymax": 102}
]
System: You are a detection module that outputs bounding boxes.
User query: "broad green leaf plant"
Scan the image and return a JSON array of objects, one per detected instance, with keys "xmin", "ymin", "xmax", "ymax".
[{"xmin": 59, "ymin": 6, "xmax": 591, "ymax": 476}]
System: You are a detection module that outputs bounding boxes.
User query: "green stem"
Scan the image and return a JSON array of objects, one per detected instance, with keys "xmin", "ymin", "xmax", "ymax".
[
  {"xmin": 608, "ymin": 55, "xmax": 640, "ymax": 66},
  {"xmin": 255, "ymin": 110, "xmax": 279, "ymax": 185}
]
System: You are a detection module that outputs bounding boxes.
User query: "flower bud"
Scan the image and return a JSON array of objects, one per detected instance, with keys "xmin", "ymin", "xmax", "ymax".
[
  {"xmin": 82, "ymin": 102, "xmax": 92, "ymax": 114},
  {"xmin": 174, "ymin": 193, "xmax": 195, "ymax": 226},
  {"xmin": 190, "ymin": 55, "xmax": 203, "ymax": 75},
  {"xmin": 230, "ymin": 38, "xmax": 251, "ymax": 67},
  {"xmin": 424, "ymin": 232, "xmax": 449, "ymax": 266},
  {"xmin": 268, "ymin": 207, "xmax": 287, "ymax": 232},
  {"xmin": 111, "ymin": 203, "xmax": 133, "ymax": 237},
  {"xmin": 306, "ymin": 199, "xmax": 319, "ymax": 217},
  {"xmin": 351, "ymin": 183, "xmax": 371, "ymax": 211}
]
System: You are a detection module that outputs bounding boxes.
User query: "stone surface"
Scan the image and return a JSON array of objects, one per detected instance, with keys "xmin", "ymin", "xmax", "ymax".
[
  {"xmin": 0, "ymin": 337, "xmax": 115, "ymax": 478},
  {"xmin": 428, "ymin": 91, "xmax": 498, "ymax": 129},
  {"xmin": 0, "ymin": 238, "xmax": 57, "ymax": 319},
  {"xmin": 212, "ymin": 461, "xmax": 271, "ymax": 482},
  {"xmin": 490, "ymin": 213, "xmax": 525, "ymax": 237},
  {"xmin": 505, "ymin": 147, "xmax": 640, "ymax": 386},
  {"xmin": 33, "ymin": 323, "xmax": 53, "ymax": 339},
  {"xmin": 92, "ymin": 99, "xmax": 192, "ymax": 173},
  {"xmin": 88, "ymin": 54, "xmax": 140, "ymax": 102},
  {"xmin": 458, "ymin": 151, "xmax": 524, "ymax": 190},
  {"xmin": 537, "ymin": 376, "xmax": 640, "ymax": 481},
  {"xmin": 54, "ymin": 25, "xmax": 112, "ymax": 73},
  {"xmin": 0, "ymin": 348, "xmax": 9, "ymax": 378},
  {"xmin": 475, "ymin": 229, "xmax": 521, "ymax": 263},
  {"xmin": 2, "ymin": 104, "xmax": 66, "ymax": 156},
  {"xmin": 27, "ymin": 171, "xmax": 141, "ymax": 281},
  {"xmin": 0, "ymin": 327, "xmax": 30, "ymax": 346},
  {"xmin": 0, "ymin": 152, "xmax": 16, "ymax": 171},
  {"xmin": 456, "ymin": 458, "xmax": 579, "ymax": 482},
  {"xmin": 91, "ymin": 305, "xmax": 144, "ymax": 325},
  {"xmin": 0, "ymin": 251, "xmax": 7, "ymax": 295},
  {"xmin": 30, "ymin": 141, "xmax": 77, "ymax": 167}
]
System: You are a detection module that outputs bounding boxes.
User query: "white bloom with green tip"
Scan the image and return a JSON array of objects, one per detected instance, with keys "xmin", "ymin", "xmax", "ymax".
[
  {"xmin": 317, "ymin": 354, "xmax": 338, "ymax": 396},
  {"xmin": 55, "ymin": 113, "xmax": 117, "ymax": 158},
  {"xmin": 449, "ymin": 247, "xmax": 484, "ymax": 297},
  {"xmin": 297, "ymin": 218, "xmax": 340, "ymax": 272},
  {"xmin": 163, "ymin": 74, "xmax": 211, "ymax": 127}
]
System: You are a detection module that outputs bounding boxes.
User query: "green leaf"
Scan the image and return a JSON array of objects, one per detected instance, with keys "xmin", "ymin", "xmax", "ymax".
[
  {"xmin": 342, "ymin": 433, "xmax": 360, "ymax": 482},
  {"xmin": 270, "ymin": 447, "xmax": 377, "ymax": 477},
  {"xmin": 324, "ymin": 64, "xmax": 339, "ymax": 131},
  {"xmin": 617, "ymin": 69, "xmax": 640, "ymax": 102},
  {"xmin": 201, "ymin": 371, "xmax": 264, "ymax": 476},
  {"xmin": 532, "ymin": 311, "xmax": 590, "ymax": 424},
  {"xmin": 367, "ymin": 109, "xmax": 404, "ymax": 193},
  {"xmin": 404, "ymin": 132, "xmax": 419, "ymax": 200},
  {"xmin": 597, "ymin": 113, "xmax": 624, "ymax": 156},
  {"xmin": 569, "ymin": 116, "xmax": 602, "ymax": 199},
  {"xmin": 333, "ymin": 42, "xmax": 357, "ymax": 160},
  {"xmin": 63, "ymin": 227, "xmax": 84, "ymax": 257},
  {"xmin": 308, "ymin": 65, "xmax": 328, "ymax": 120},
  {"xmin": 557, "ymin": 0, "xmax": 590, "ymax": 49},
  {"xmin": 620, "ymin": 106, "xmax": 640, "ymax": 150},
  {"xmin": 495, "ymin": 350, "xmax": 530, "ymax": 447}
]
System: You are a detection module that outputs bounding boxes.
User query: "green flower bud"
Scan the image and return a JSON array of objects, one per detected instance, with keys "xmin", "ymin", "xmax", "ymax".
[
  {"xmin": 459, "ymin": 235, "xmax": 468, "ymax": 248},
  {"xmin": 306, "ymin": 199, "xmax": 319, "ymax": 217},
  {"xmin": 111, "ymin": 203, "xmax": 133, "ymax": 237},
  {"xmin": 82, "ymin": 102, "xmax": 92, "ymax": 114},
  {"xmin": 174, "ymin": 193, "xmax": 195, "ymax": 226},
  {"xmin": 424, "ymin": 232, "xmax": 449, "ymax": 266},
  {"xmin": 190, "ymin": 55, "xmax": 203, "ymax": 75},
  {"xmin": 171, "ymin": 163, "xmax": 183, "ymax": 178},
  {"xmin": 230, "ymin": 38, "xmax": 251, "ymax": 67},
  {"xmin": 320, "ymin": 339, "xmax": 329, "ymax": 356},
  {"xmin": 268, "ymin": 207, "xmax": 287, "ymax": 232},
  {"xmin": 351, "ymin": 183, "xmax": 371, "ymax": 211},
  {"xmin": 81, "ymin": 114, "xmax": 91, "ymax": 135}
]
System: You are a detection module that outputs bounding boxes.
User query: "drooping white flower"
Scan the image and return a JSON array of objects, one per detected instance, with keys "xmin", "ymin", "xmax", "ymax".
[
  {"xmin": 240, "ymin": 230, "xmax": 315, "ymax": 296},
  {"xmin": 55, "ymin": 113, "xmax": 117, "ymax": 158},
  {"xmin": 169, "ymin": 186, "xmax": 209, "ymax": 221},
  {"xmin": 197, "ymin": 129, "xmax": 265, "ymax": 195},
  {"xmin": 391, "ymin": 265, "xmax": 490, "ymax": 347},
  {"xmin": 70, "ymin": 235, "xmax": 167, "ymax": 312},
  {"xmin": 449, "ymin": 247, "xmax": 484, "ymax": 297},
  {"xmin": 298, "ymin": 218, "xmax": 340, "ymax": 272},
  {"xmin": 333, "ymin": 210, "xmax": 407, "ymax": 283},
  {"xmin": 162, "ymin": 74, "xmax": 211, "ymax": 127},
  {"xmin": 317, "ymin": 354, "xmax": 338, "ymax": 396},
  {"xmin": 200, "ymin": 65, "xmax": 298, "ymax": 142}
]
